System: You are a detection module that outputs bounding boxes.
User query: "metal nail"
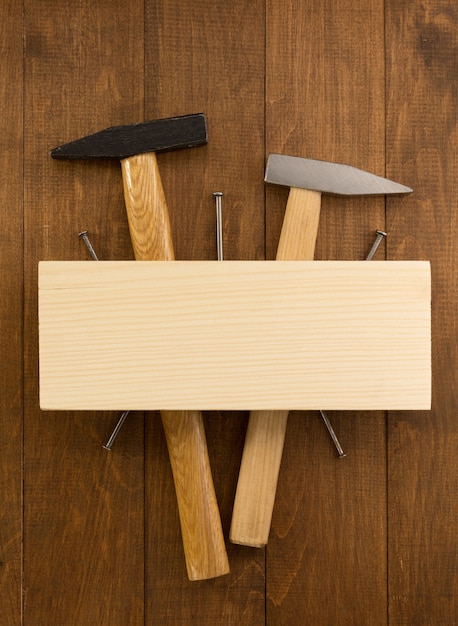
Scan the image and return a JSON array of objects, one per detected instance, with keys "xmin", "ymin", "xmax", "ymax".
[
  {"xmin": 78, "ymin": 230, "xmax": 99, "ymax": 261},
  {"xmin": 319, "ymin": 410, "xmax": 346, "ymax": 459},
  {"xmin": 78, "ymin": 230, "xmax": 130, "ymax": 450},
  {"xmin": 213, "ymin": 192, "xmax": 224, "ymax": 261},
  {"xmin": 102, "ymin": 410, "xmax": 130, "ymax": 451},
  {"xmin": 318, "ymin": 229, "xmax": 389, "ymax": 458},
  {"xmin": 365, "ymin": 229, "xmax": 387, "ymax": 261}
]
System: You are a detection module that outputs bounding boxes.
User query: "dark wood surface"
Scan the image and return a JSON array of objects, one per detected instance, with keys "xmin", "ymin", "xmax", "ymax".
[
  {"xmin": 0, "ymin": 2, "xmax": 22, "ymax": 624},
  {"xmin": 386, "ymin": 3, "xmax": 458, "ymax": 623},
  {"xmin": 2, "ymin": 0, "xmax": 456, "ymax": 624}
]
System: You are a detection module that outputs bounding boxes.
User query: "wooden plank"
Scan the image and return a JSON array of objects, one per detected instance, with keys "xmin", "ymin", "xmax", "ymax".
[
  {"xmin": 265, "ymin": 0, "xmax": 389, "ymax": 623},
  {"xmin": 144, "ymin": 0, "xmax": 266, "ymax": 620},
  {"xmin": 386, "ymin": 0, "xmax": 458, "ymax": 623},
  {"xmin": 23, "ymin": 2, "xmax": 145, "ymax": 624},
  {"xmin": 39, "ymin": 260, "xmax": 431, "ymax": 411},
  {"xmin": 0, "ymin": 3, "xmax": 23, "ymax": 624}
]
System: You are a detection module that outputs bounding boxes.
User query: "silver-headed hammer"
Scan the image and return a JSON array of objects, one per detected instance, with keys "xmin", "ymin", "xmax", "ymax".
[{"xmin": 230, "ymin": 153, "xmax": 412, "ymax": 548}]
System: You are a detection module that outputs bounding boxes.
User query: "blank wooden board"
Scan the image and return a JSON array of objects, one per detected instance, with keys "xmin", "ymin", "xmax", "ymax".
[{"xmin": 38, "ymin": 261, "xmax": 431, "ymax": 411}]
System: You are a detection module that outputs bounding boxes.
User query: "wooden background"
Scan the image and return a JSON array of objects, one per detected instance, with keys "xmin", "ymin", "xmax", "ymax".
[{"xmin": 1, "ymin": 0, "xmax": 456, "ymax": 624}]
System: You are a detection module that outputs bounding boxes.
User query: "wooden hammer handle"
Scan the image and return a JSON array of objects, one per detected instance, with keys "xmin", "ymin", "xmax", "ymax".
[
  {"xmin": 121, "ymin": 153, "xmax": 229, "ymax": 580},
  {"xmin": 121, "ymin": 153, "xmax": 174, "ymax": 260},
  {"xmin": 230, "ymin": 187, "xmax": 321, "ymax": 547}
]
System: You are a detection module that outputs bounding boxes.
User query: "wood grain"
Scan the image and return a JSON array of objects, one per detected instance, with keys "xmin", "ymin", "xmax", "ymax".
[
  {"xmin": 0, "ymin": 3, "xmax": 23, "ymax": 624},
  {"xmin": 121, "ymin": 153, "xmax": 174, "ymax": 261},
  {"xmin": 23, "ymin": 2, "xmax": 145, "ymax": 624},
  {"xmin": 39, "ymin": 260, "xmax": 431, "ymax": 411},
  {"xmin": 276, "ymin": 189, "xmax": 322, "ymax": 260},
  {"xmin": 386, "ymin": 1, "xmax": 458, "ymax": 622},
  {"xmin": 230, "ymin": 409, "xmax": 289, "ymax": 546}
]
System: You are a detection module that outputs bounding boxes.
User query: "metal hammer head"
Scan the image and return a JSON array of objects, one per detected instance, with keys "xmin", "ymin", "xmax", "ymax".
[
  {"xmin": 51, "ymin": 113, "xmax": 207, "ymax": 160},
  {"xmin": 265, "ymin": 153, "xmax": 412, "ymax": 196}
]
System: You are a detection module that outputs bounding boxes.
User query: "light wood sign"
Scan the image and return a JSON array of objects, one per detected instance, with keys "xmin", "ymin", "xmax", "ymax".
[{"xmin": 38, "ymin": 261, "xmax": 431, "ymax": 411}]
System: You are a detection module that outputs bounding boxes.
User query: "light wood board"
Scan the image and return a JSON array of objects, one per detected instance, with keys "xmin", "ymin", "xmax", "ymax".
[{"xmin": 39, "ymin": 261, "xmax": 431, "ymax": 411}]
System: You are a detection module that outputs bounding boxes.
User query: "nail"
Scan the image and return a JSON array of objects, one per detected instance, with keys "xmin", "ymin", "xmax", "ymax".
[
  {"xmin": 102, "ymin": 410, "xmax": 130, "ymax": 451},
  {"xmin": 78, "ymin": 230, "xmax": 130, "ymax": 449},
  {"xmin": 319, "ymin": 229, "xmax": 389, "ymax": 458},
  {"xmin": 319, "ymin": 410, "xmax": 346, "ymax": 458},
  {"xmin": 213, "ymin": 192, "xmax": 224, "ymax": 261},
  {"xmin": 78, "ymin": 230, "xmax": 99, "ymax": 261},
  {"xmin": 365, "ymin": 229, "xmax": 387, "ymax": 261}
]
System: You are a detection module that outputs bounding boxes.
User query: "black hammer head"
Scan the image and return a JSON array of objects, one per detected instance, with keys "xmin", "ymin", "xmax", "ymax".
[
  {"xmin": 51, "ymin": 113, "xmax": 207, "ymax": 160},
  {"xmin": 265, "ymin": 153, "xmax": 412, "ymax": 196}
]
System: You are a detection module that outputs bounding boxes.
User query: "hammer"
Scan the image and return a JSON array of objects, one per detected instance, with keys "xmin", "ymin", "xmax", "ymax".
[
  {"xmin": 229, "ymin": 153, "xmax": 412, "ymax": 548},
  {"xmin": 51, "ymin": 114, "xmax": 230, "ymax": 580}
]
